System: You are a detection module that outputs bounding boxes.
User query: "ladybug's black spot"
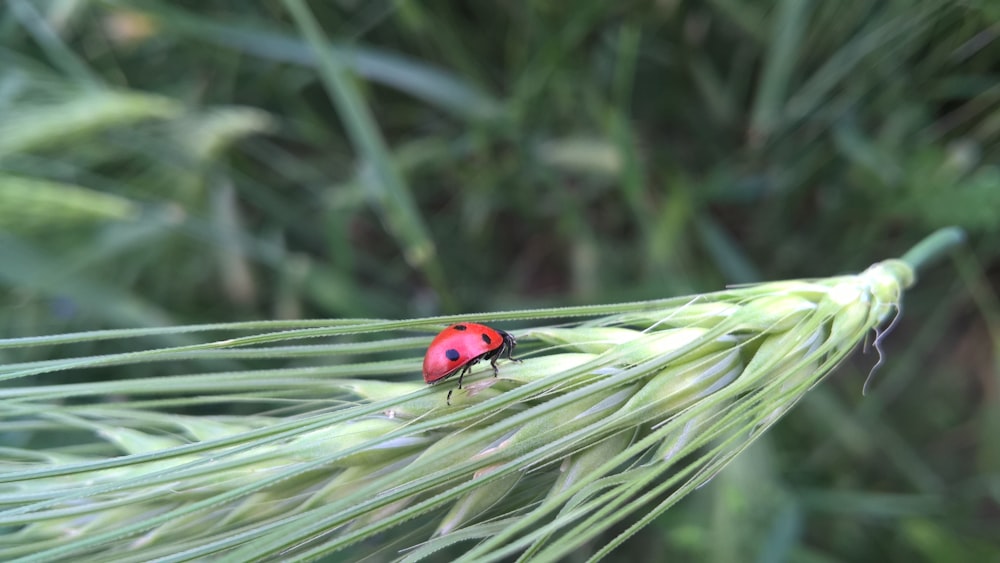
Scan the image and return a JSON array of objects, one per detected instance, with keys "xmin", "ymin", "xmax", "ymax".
[
  {"xmin": 452, "ymin": 324, "xmax": 467, "ymax": 331},
  {"xmin": 445, "ymin": 349, "xmax": 461, "ymax": 362},
  {"xmin": 481, "ymin": 333, "xmax": 492, "ymax": 345}
]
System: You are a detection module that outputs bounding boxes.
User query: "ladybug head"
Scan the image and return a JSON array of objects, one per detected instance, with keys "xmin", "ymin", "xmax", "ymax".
[{"xmin": 496, "ymin": 329, "xmax": 518, "ymax": 358}]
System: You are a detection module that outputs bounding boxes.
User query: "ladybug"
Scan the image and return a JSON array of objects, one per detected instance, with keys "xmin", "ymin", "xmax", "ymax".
[{"xmin": 422, "ymin": 323, "xmax": 520, "ymax": 403}]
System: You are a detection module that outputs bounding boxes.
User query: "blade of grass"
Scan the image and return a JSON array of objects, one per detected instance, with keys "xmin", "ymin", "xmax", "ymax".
[
  {"xmin": 0, "ymin": 89, "xmax": 180, "ymax": 156},
  {"xmin": 786, "ymin": 2, "xmax": 947, "ymax": 123},
  {"xmin": 509, "ymin": 0, "xmax": 607, "ymax": 111},
  {"xmin": 694, "ymin": 212, "xmax": 762, "ymax": 284},
  {"xmin": 0, "ymin": 234, "xmax": 177, "ymax": 331},
  {"xmin": 609, "ymin": 25, "xmax": 656, "ymax": 274},
  {"xmin": 105, "ymin": 0, "xmax": 500, "ymax": 121},
  {"xmin": 704, "ymin": 0, "xmax": 769, "ymax": 44},
  {"xmin": 282, "ymin": 0, "xmax": 454, "ymax": 310},
  {"xmin": 749, "ymin": 0, "xmax": 813, "ymax": 144},
  {"xmin": 9, "ymin": 0, "xmax": 101, "ymax": 88}
]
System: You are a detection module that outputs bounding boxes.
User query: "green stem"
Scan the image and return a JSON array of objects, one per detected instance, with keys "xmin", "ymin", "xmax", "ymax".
[
  {"xmin": 282, "ymin": 0, "xmax": 456, "ymax": 311},
  {"xmin": 899, "ymin": 227, "xmax": 966, "ymax": 275}
]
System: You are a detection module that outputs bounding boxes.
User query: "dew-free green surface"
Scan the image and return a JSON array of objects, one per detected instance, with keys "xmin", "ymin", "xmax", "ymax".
[{"xmin": 0, "ymin": 1, "xmax": 997, "ymax": 561}]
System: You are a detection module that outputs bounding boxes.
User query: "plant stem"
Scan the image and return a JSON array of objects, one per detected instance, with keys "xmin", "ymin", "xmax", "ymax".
[{"xmin": 899, "ymin": 227, "xmax": 966, "ymax": 275}]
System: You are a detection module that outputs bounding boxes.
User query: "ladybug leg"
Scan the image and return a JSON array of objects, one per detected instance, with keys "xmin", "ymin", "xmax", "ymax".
[
  {"xmin": 489, "ymin": 347, "xmax": 516, "ymax": 375},
  {"xmin": 448, "ymin": 363, "xmax": 475, "ymax": 406},
  {"xmin": 486, "ymin": 343, "xmax": 516, "ymax": 377},
  {"xmin": 502, "ymin": 345, "xmax": 522, "ymax": 366},
  {"xmin": 507, "ymin": 346, "xmax": 523, "ymax": 364},
  {"xmin": 455, "ymin": 363, "xmax": 473, "ymax": 390},
  {"xmin": 500, "ymin": 332, "xmax": 522, "ymax": 363}
]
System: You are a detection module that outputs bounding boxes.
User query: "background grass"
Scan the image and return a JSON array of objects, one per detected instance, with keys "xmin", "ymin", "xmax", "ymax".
[{"xmin": 1, "ymin": 0, "xmax": 998, "ymax": 560}]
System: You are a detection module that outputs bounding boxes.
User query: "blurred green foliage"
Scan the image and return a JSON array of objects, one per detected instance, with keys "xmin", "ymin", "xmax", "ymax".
[{"xmin": 1, "ymin": 0, "xmax": 998, "ymax": 561}]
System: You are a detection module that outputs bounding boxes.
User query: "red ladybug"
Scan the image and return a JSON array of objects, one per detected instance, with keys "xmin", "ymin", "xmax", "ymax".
[{"xmin": 422, "ymin": 323, "xmax": 520, "ymax": 403}]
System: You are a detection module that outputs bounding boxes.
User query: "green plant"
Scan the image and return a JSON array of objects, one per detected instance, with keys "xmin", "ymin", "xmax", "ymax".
[
  {"xmin": 1, "ymin": 1, "xmax": 997, "ymax": 560},
  {"xmin": 0, "ymin": 229, "xmax": 961, "ymax": 561}
]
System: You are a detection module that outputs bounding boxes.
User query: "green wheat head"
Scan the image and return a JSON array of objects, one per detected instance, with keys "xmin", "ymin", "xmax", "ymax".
[{"xmin": 0, "ymin": 231, "xmax": 960, "ymax": 562}]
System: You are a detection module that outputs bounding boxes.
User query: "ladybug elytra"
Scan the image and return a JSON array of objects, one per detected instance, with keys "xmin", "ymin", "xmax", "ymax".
[{"xmin": 422, "ymin": 323, "xmax": 520, "ymax": 403}]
